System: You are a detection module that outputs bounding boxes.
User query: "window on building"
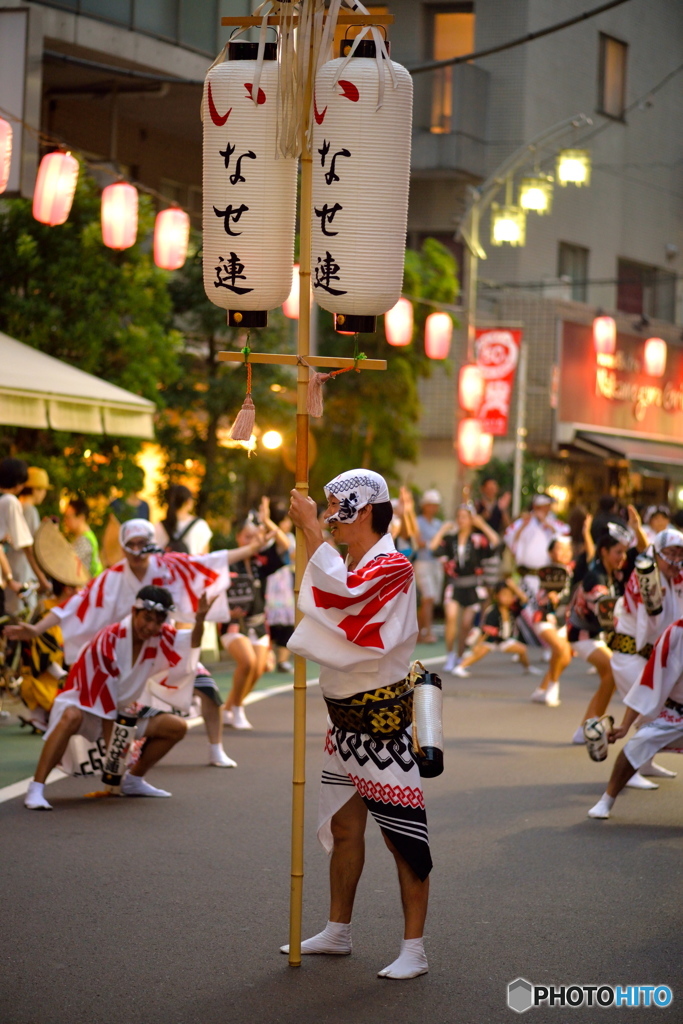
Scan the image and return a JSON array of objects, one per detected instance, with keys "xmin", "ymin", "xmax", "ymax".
[
  {"xmin": 617, "ymin": 259, "xmax": 676, "ymax": 322},
  {"xmin": 598, "ymin": 33, "xmax": 627, "ymax": 120},
  {"xmin": 558, "ymin": 242, "xmax": 589, "ymax": 302},
  {"xmin": 429, "ymin": 4, "xmax": 475, "ymax": 134},
  {"xmin": 79, "ymin": 0, "xmax": 132, "ymax": 25}
]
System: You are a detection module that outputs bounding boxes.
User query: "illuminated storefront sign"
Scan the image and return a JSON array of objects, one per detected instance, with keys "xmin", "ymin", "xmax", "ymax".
[{"xmin": 559, "ymin": 322, "xmax": 683, "ymax": 435}]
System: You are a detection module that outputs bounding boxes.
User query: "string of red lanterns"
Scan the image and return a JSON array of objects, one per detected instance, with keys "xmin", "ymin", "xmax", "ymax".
[
  {"xmin": 32, "ymin": 151, "xmax": 79, "ymax": 226},
  {"xmin": 0, "ymin": 117, "xmax": 12, "ymax": 194},
  {"xmin": 384, "ymin": 297, "xmax": 413, "ymax": 346}
]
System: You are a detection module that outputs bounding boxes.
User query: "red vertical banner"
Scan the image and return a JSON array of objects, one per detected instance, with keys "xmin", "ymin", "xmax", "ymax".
[{"xmin": 474, "ymin": 328, "xmax": 523, "ymax": 436}]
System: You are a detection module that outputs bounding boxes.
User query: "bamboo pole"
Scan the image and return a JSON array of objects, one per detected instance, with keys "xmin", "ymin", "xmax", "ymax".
[
  {"xmin": 287, "ymin": 4, "xmax": 316, "ymax": 968},
  {"xmin": 218, "ymin": 352, "xmax": 386, "ymax": 370}
]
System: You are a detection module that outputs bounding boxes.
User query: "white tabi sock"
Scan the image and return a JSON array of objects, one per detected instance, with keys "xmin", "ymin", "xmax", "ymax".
[
  {"xmin": 121, "ymin": 773, "xmax": 171, "ymax": 798},
  {"xmin": 640, "ymin": 757, "xmax": 677, "ymax": 778},
  {"xmin": 209, "ymin": 743, "xmax": 237, "ymax": 768},
  {"xmin": 625, "ymin": 772, "xmax": 658, "ymax": 790},
  {"xmin": 231, "ymin": 706, "xmax": 253, "ymax": 730},
  {"xmin": 280, "ymin": 920, "xmax": 352, "ymax": 955},
  {"xmin": 24, "ymin": 780, "xmax": 52, "ymax": 811},
  {"xmin": 378, "ymin": 938, "xmax": 429, "ymax": 979},
  {"xmin": 588, "ymin": 793, "xmax": 615, "ymax": 819}
]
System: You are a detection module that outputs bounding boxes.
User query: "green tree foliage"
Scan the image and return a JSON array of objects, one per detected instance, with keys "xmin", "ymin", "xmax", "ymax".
[
  {"xmin": 309, "ymin": 237, "xmax": 458, "ymax": 494},
  {"xmin": 0, "ymin": 163, "xmax": 182, "ymax": 520}
]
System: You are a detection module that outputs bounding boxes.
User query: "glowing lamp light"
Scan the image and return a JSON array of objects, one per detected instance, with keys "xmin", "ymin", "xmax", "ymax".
[
  {"xmin": 491, "ymin": 203, "xmax": 526, "ymax": 247},
  {"xmin": 0, "ymin": 118, "xmax": 12, "ymax": 193},
  {"xmin": 556, "ymin": 149, "xmax": 591, "ymax": 187},
  {"xmin": 101, "ymin": 182, "xmax": 138, "ymax": 250},
  {"xmin": 262, "ymin": 430, "xmax": 283, "ymax": 450},
  {"xmin": 518, "ymin": 175, "xmax": 553, "ymax": 215},
  {"xmin": 282, "ymin": 265, "xmax": 300, "ymax": 319},
  {"xmin": 457, "ymin": 418, "xmax": 493, "ymax": 468},
  {"xmin": 593, "ymin": 315, "xmax": 617, "ymax": 356},
  {"xmin": 154, "ymin": 207, "xmax": 190, "ymax": 270},
  {"xmin": 32, "ymin": 151, "xmax": 79, "ymax": 226},
  {"xmin": 425, "ymin": 312, "xmax": 453, "ymax": 359},
  {"xmin": 384, "ymin": 298, "xmax": 413, "ymax": 347},
  {"xmin": 458, "ymin": 364, "xmax": 485, "ymax": 412},
  {"xmin": 644, "ymin": 337, "xmax": 667, "ymax": 377}
]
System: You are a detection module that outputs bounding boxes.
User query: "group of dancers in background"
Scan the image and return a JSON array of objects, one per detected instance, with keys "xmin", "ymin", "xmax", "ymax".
[{"xmin": 429, "ymin": 491, "xmax": 683, "ymax": 820}]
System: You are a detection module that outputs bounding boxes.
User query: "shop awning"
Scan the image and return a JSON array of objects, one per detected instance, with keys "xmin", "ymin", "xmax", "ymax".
[
  {"xmin": 0, "ymin": 332, "xmax": 156, "ymax": 439},
  {"xmin": 576, "ymin": 431, "xmax": 683, "ymax": 476}
]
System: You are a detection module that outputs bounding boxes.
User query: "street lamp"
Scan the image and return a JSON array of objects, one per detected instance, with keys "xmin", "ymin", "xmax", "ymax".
[
  {"xmin": 491, "ymin": 203, "xmax": 526, "ymax": 246},
  {"xmin": 519, "ymin": 174, "xmax": 553, "ymax": 214},
  {"xmin": 556, "ymin": 148, "xmax": 591, "ymax": 187},
  {"xmin": 262, "ymin": 429, "xmax": 284, "ymax": 450}
]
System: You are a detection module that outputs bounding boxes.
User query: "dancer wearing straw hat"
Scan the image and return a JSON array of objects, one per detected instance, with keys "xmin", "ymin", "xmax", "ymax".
[{"xmin": 283, "ymin": 470, "xmax": 431, "ymax": 981}]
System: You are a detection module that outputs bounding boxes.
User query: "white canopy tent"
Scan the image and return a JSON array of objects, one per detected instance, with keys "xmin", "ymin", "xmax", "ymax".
[{"xmin": 0, "ymin": 332, "xmax": 156, "ymax": 439}]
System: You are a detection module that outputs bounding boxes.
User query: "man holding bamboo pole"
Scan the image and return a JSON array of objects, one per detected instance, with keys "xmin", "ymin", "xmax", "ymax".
[{"xmin": 282, "ymin": 469, "xmax": 431, "ymax": 980}]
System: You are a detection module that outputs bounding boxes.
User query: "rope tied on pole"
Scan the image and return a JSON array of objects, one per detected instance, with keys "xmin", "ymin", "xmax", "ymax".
[{"xmin": 302, "ymin": 350, "xmax": 365, "ymax": 418}]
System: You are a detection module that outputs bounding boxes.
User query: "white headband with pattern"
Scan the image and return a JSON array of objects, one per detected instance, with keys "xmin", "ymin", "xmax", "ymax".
[{"xmin": 324, "ymin": 470, "xmax": 390, "ymax": 524}]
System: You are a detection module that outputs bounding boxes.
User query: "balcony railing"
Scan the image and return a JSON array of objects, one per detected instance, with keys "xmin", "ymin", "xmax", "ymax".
[{"xmin": 411, "ymin": 62, "xmax": 490, "ymax": 179}]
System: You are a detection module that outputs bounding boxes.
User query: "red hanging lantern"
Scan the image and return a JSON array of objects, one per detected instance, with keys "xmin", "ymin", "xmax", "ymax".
[
  {"xmin": 154, "ymin": 207, "xmax": 190, "ymax": 270},
  {"xmin": 593, "ymin": 315, "xmax": 616, "ymax": 356},
  {"xmin": 101, "ymin": 182, "xmax": 138, "ymax": 250},
  {"xmin": 457, "ymin": 418, "xmax": 493, "ymax": 467},
  {"xmin": 425, "ymin": 312, "xmax": 453, "ymax": 359},
  {"xmin": 384, "ymin": 298, "xmax": 413, "ymax": 346},
  {"xmin": 32, "ymin": 151, "xmax": 79, "ymax": 226},
  {"xmin": 282, "ymin": 264, "xmax": 300, "ymax": 319},
  {"xmin": 644, "ymin": 337, "xmax": 667, "ymax": 377},
  {"xmin": 458, "ymin": 364, "xmax": 485, "ymax": 412},
  {"xmin": 0, "ymin": 118, "xmax": 12, "ymax": 194}
]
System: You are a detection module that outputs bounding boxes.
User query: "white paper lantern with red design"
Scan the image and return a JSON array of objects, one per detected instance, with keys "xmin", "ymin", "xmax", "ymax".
[
  {"xmin": 154, "ymin": 207, "xmax": 190, "ymax": 270},
  {"xmin": 385, "ymin": 297, "xmax": 413, "ymax": 346},
  {"xmin": 458, "ymin": 364, "xmax": 485, "ymax": 412},
  {"xmin": 101, "ymin": 182, "xmax": 138, "ymax": 250},
  {"xmin": 311, "ymin": 39, "xmax": 413, "ymax": 334},
  {"xmin": 202, "ymin": 41, "xmax": 297, "ymax": 329},
  {"xmin": 0, "ymin": 118, "xmax": 12, "ymax": 194},
  {"xmin": 282, "ymin": 264, "xmax": 300, "ymax": 319},
  {"xmin": 425, "ymin": 312, "xmax": 453, "ymax": 359},
  {"xmin": 644, "ymin": 337, "xmax": 667, "ymax": 377},
  {"xmin": 32, "ymin": 151, "xmax": 79, "ymax": 226},
  {"xmin": 593, "ymin": 315, "xmax": 616, "ymax": 356},
  {"xmin": 457, "ymin": 418, "xmax": 493, "ymax": 467}
]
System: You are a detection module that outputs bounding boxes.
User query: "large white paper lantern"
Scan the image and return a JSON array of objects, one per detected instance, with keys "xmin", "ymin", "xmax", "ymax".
[
  {"xmin": 33, "ymin": 151, "xmax": 79, "ymax": 226},
  {"xmin": 202, "ymin": 41, "xmax": 297, "ymax": 329},
  {"xmin": 311, "ymin": 38, "xmax": 413, "ymax": 334}
]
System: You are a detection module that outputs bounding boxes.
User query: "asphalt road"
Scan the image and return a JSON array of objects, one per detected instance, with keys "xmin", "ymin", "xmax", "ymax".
[{"xmin": 2, "ymin": 653, "xmax": 682, "ymax": 1024}]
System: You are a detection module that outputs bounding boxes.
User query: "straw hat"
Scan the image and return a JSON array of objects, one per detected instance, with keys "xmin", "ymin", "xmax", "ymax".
[
  {"xmin": 34, "ymin": 520, "xmax": 90, "ymax": 589},
  {"xmin": 27, "ymin": 467, "xmax": 51, "ymax": 489}
]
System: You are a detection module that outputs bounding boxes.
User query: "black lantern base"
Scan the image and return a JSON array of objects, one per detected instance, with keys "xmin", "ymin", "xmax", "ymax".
[
  {"xmin": 228, "ymin": 310, "xmax": 268, "ymax": 329},
  {"xmin": 334, "ymin": 313, "xmax": 377, "ymax": 334}
]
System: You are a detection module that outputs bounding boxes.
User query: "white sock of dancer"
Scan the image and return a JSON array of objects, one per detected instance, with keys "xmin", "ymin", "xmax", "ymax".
[
  {"xmin": 280, "ymin": 920, "xmax": 352, "ymax": 955},
  {"xmin": 640, "ymin": 757, "xmax": 677, "ymax": 778},
  {"xmin": 588, "ymin": 793, "xmax": 615, "ymax": 819},
  {"xmin": 625, "ymin": 772, "xmax": 658, "ymax": 790},
  {"xmin": 232, "ymin": 706, "xmax": 253, "ymax": 730},
  {"xmin": 121, "ymin": 773, "xmax": 171, "ymax": 797},
  {"xmin": 24, "ymin": 780, "xmax": 53, "ymax": 811},
  {"xmin": 378, "ymin": 938, "xmax": 429, "ymax": 979},
  {"xmin": 209, "ymin": 743, "xmax": 237, "ymax": 768}
]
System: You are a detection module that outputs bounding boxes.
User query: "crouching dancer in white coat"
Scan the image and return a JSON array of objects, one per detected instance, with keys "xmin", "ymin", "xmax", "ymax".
[
  {"xmin": 588, "ymin": 618, "xmax": 683, "ymax": 820},
  {"xmin": 281, "ymin": 470, "xmax": 431, "ymax": 980},
  {"xmin": 25, "ymin": 587, "xmax": 210, "ymax": 810}
]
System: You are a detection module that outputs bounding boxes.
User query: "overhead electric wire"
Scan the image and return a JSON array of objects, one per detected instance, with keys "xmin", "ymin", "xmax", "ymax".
[{"xmin": 407, "ymin": 0, "xmax": 635, "ymax": 74}]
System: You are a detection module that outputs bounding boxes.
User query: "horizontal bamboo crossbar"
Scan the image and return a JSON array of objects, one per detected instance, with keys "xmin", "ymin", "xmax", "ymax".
[
  {"xmin": 221, "ymin": 14, "xmax": 394, "ymax": 26},
  {"xmin": 218, "ymin": 351, "xmax": 386, "ymax": 370}
]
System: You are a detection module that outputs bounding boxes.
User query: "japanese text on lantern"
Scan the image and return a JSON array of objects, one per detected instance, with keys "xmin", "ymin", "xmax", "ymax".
[
  {"xmin": 212, "ymin": 89, "xmax": 259, "ymax": 294},
  {"xmin": 474, "ymin": 328, "xmax": 523, "ymax": 436},
  {"xmin": 313, "ymin": 137, "xmax": 350, "ymax": 296}
]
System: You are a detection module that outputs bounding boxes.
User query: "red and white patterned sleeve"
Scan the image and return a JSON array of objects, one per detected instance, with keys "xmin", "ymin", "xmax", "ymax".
[
  {"xmin": 625, "ymin": 621, "xmax": 683, "ymax": 718},
  {"xmin": 290, "ymin": 541, "xmax": 417, "ymax": 666}
]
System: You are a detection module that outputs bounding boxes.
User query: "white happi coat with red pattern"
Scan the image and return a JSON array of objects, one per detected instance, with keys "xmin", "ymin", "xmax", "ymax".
[
  {"xmin": 47, "ymin": 615, "xmax": 199, "ymax": 725},
  {"xmin": 625, "ymin": 620, "xmax": 683, "ymax": 721},
  {"xmin": 51, "ymin": 551, "xmax": 230, "ymax": 663},
  {"xmin": 289, "ymin": 533, "xmax": 418, "ymax": 698}
]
